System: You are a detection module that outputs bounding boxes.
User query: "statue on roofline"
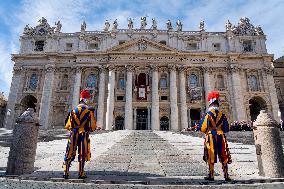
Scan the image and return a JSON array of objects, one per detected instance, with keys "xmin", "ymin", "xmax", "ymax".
[
  {"xmin": 127, "ymin": 18, "xmax": 133, "ymax": 30},
  {"xmin": 152, "ymin": 18, "xmax": 157, "ymax": 30},
  {"xmin": 176, "ymin": 20, "xmax": 182, "ymax": 32},
  {"xmin": 166, "ymin": 19, "xmax": 173, "ymax": 31},
  {"xmin": 199, "ymin": 20, "xmax": 205, "ymax": 31},
  {"xmin": 140, "ymin": 16, "xmax": 147, "ymax": 29},
  {"xmin": 55, "ymin": 20, "xmax": 62, "ymax": 32},
  {"xmin": 81, "ymin": 21, "xmax": 86, "ymax": 32},
  {"xmin": 104, "ymin": 20, "xmax": 110, "ymax": 31}
]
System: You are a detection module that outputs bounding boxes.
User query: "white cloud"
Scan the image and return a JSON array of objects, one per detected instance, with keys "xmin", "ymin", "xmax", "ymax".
[{"xmin": 0, "ymin": 37, "xmax": 13, "ymax": 96}]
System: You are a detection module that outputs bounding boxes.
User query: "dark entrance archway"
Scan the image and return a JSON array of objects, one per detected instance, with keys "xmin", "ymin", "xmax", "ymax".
[
  {"xmin": 190, "ymin": 109, "xmax": 201, "ymax": 126},
  {"xmin": 136, "ymin": 109, "xmax": 148, "ymax": 130},
  {"xmin": 20, "ymin": 95, "xmax": 37, "ymax": 112},
  {"xmin": 249, "ymin": 96, "xmax": 267, "ymax": 122},
  {"xmin": 115, "ymin": 116, "xmax": 124, "ymax": 130},
  {"xmin": 160, "ymin": 116, "xmax": 169, "ymax": 130}
]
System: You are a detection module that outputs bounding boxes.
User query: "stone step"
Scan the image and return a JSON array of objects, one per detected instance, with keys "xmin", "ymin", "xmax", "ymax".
[{"xmin": 1, "ymin": 177, "xmax": 284, "ymax": 189}]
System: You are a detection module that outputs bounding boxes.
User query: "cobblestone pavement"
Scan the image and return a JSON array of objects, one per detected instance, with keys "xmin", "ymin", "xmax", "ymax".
[{"xmin": 1, "ymin": 130, "xmax": 284, "ymax": 188}]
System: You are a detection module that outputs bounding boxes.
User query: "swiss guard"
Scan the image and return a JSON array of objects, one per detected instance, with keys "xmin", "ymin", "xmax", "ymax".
[
  {"xmin": 63, "ymin": 90, "xmax": 96, "ymax": 179},
  {"xmin": 198, "ymin": 91, "xmax": 232, "ymax": 181}
]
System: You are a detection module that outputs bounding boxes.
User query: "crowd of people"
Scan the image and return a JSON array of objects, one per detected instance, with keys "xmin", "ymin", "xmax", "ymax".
[{"xmin": 182, "ymin": 120, "xmax": 284, "ymax": 132}]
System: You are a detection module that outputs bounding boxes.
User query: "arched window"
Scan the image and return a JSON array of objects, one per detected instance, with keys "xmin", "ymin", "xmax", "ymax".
[
  {"xmin": 29, "ymin": 73, "xmax": 38, "ymax": 91},
  {"xmin": 189, "ymin": 74, "xmax": 198, "ymax": 88},
  {"xmin": 86, "ymin": 74, "xmax": 97, "ymax": 88},
  {"xmin": 216, "ymin": 75, "xmax": 225, "ymax": 89},
  {"xmin": 119, "ymin": 78, "xmax": 125, "ymax": 90},
  {"xmin": 61, "ymin": 74, "xmax": 68, "ymax": 90},
  {"xmin": 249, "ymin": 75, "xmax": 258, "ymax": 91},
  {"xmin": 160, "ymin": 74, "xmax": 167, "ymax": 89}
]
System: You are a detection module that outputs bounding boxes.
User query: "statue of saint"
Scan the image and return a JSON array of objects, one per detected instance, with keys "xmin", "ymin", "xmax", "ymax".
[
  {"xmin": 38, "ymin": 17, "xmax": 47, "ymax": 25},
  {"xmin": 166, "ymin": 19, "xmax": 173, "ymax": 31},
  {"xmin": 176, "ymin": 20, "xmax": 182, "ymax": 31},
  {"xmin": 104, "ymin": 20, "xmax": 110, "ymax": 31},
  {"xmin": 225, "ymin": 20, "xmax": 232, "ymax": 31},
  {"xmin": 23, "ymin": 24, "xmax": 34, "ymax": 35},
  {"xmin": 127, "ymin": 18, "xmax": 133, "ymax": 30},
  {"xmin": 152, "ymin": 18, "xmax": 157, "ymax": 30},
  {"xmin": 81, "ymin": 21, "xmax": 86, "ymax": 32},
  {"xmin": 55, "ymin": 21, "xmax": 62, "ymax": 32},
  {"xmin": 199, "ymin": 20, "xmax": 205, "ymax": 31},
  {"xmin": 112, "ymin": 19, "xmax": 118, "ymax": 30},
  {"xmin": 140, "ymin": 17, "xmax": 147, "ymax": 29}
]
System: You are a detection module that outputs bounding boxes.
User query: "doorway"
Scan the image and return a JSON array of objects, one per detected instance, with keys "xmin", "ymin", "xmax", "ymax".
[
  {"xmin": 190, "ymin": 109, "xmax": 201, "ymax": 126},
  {"xmin": 249, "ymin": 96, "xmax": 267, "ymax": 122},
  {"xmin": 115, "ymin": 116, "xmax": 125, "ymax": 130},
  {"xmin": 160, "ymin": 116, "xmax": 169, "ymax": 130},
  {"xmin": 136, "ymin": 109, "xmax": 148, "ymax": 130}
]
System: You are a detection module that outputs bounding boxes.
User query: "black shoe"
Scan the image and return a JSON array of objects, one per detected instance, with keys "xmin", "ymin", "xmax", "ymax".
[
  {"xmin": 204, "ymin": 176, "xmax": 214, "ymax": 181},
  {"xmin": 78, "ymin": 175, "xmax": 87, "ymax": 179},
  {"xmin": 63, "ymin": 174, "xmax": 69, "ymax": 179}
]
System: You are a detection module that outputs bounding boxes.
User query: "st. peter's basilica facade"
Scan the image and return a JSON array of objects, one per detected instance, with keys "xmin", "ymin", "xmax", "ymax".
[{"xmin": 5, "ymin": 17, "xmax": 280, "ymax": 131}]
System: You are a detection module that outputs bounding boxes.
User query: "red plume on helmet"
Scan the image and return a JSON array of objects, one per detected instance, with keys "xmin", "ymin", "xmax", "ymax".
[
  {"xmin": 80, "ymin": 90, "xmax": 91, "ymax": 99},
  {"xmin": 207, "ymin": 91, "xmax": 220, "ymax": 105}
]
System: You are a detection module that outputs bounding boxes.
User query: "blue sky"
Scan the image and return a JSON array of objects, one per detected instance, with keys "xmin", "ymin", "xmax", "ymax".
[{"xmin": 0, "ymin": 0, "xmax": 284, "ymax": 97}]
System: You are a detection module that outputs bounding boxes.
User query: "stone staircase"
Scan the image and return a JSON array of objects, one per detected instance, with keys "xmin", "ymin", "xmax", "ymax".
[{"xmin": 1, "ymin": 130, "xmax": 284, "ymax": 188}]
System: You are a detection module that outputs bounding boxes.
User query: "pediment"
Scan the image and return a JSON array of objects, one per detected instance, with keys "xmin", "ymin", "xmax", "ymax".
[{"xmin": 108, "ymin": 37, "xmax": 177, "ymax": 53}]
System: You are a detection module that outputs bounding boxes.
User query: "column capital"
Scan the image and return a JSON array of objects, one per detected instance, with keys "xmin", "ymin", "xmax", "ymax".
[
  {"xmin": 45, "ymin": 64, "xmax": 56, "ymax": 73},
  {"xmin": 13, "ymin": 66, "xmax": 23, "ymax": 75},
  {"xmin": 168, "ymin": 64, "xmax": 176, "ymax": 71},
  {"xmin": 177, "ymin": 65, "xmax": 186, "ymax": 72},
  {"xmin": 107, "ymin": 64, "xmax": 115, "ymax": 71},
  {"xmin": 230, "ymin": 64, "xmax": 241, "ymax": 73},
  {"xmin": 98, "ymin": 65, "xmax": 107, "ymax": 73},
  {"xmin": 202, "ymin": 66, "xmax": 213, "ymax": 73},
  {"xmin": 150, "ymin": 64, "xmax": 158, "ymax": 72},
  {"xmin": 125, "ymin": 65, "xmax": 135, "ymax": 72}
]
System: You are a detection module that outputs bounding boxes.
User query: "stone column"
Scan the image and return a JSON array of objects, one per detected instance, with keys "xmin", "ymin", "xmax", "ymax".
[
  {"xmin": 151, "ymin": 65, "xmax": 160, "ymax": 130},
  {"xmin": 253, "ymin": 110, "xmax": 284, "ymax": 177},
  {"xmin": 178, "ymin": 66, "xmax": 188, "ymax": 129},
  {"xmin": 97, "ymin": 66, "xmax": 106, "ymax": 129},
  {"xmin": 106, "ymin": 65, "xmax": 115, "ymax": 130},
  {"xmin": 133, "ymin": 107, "xmax": 137, "ymax": 130},
  {"xmin": 265, "ymin": 68, "xmax": 280, "ymax": 121},
  {"xmin": 5, "ymin": 66, "xmax": 22, "ymax": 129},
  {"xmin": 203, "ymin": 67, "xmax": 213, "ymax": 109},
  {"xmin": 169, "ymin": 64, "xmax": 179, "ymax": 131},
  {"xmin": 230, "ymin": 66, "xmax": 246, "ymax": 121},
  {"xmin": 39, "ymin": 64, "xmax": 55, "ymax": 129},
  {"xmin": 6, "ymin": 108, "xmax": 39, "ymax": 175},
  {"xmin": 124, "ymin": 65, "xmax": 133, "ymax": 130},
  {"xmin": 71, "ymin": 66, "xmax": 82, "ymax": 109},
  {"xmin": 147, "ymin": 107, "xmax": 151, "ymax": 130}
]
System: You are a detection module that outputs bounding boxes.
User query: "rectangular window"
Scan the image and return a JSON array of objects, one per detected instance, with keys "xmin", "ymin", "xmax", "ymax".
[
  {"xmin": 243, "ymin": 40, "xmax": 253, "ymax": 52},
  {"xmin": 65, "ymin": 43, "xmax": 73, "ymax": 51},
  {"xmin": 161, "ymin": 96, "xmax": 168, "ymax": 101},
  {"xmin": 88, "ymin": 43, "xmax": 99, "ymax": 50},
  {"xmin": 212, "ymin": 43, "xmax": 221, "ymax": 51},
  {"xmin": 34, "ymin": 40, "xmax": 45, "ymax": 51},
  {"xmin": 186, "ymin": 42, "xmax": 197, "ymax": 50},
  {"xmin": 117, "ymin": 96, "xmax": 124, "ymax": 101}
]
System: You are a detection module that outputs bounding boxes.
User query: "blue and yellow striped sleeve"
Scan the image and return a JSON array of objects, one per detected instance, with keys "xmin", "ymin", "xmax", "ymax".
[
  {"xmin": 198, "ymin": 113, "xmax": 210, "ymax": 133},
  {"xmin": 64, "ymin": 112, "xmax": 73, "ymax": 131}
]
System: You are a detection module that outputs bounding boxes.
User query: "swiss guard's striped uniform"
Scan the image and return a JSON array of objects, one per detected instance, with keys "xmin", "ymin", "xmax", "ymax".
[
  {"xmin": 63, "ymin": 90, "xmax": 96, "ymax": 179},
  {"xmin": 198, "ymin": 91, "xmax": 232, "ymax": 181}
]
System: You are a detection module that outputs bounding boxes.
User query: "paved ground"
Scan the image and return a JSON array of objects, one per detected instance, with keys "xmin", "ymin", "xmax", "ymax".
[{"xmin": 0, "ymin": 129, "xmax": 284, "ymax": 188}]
